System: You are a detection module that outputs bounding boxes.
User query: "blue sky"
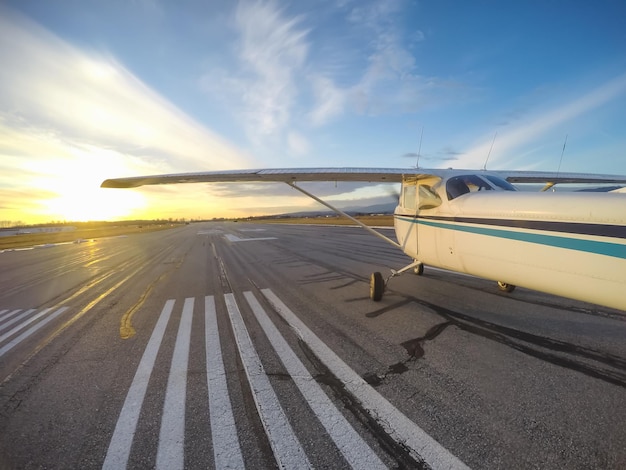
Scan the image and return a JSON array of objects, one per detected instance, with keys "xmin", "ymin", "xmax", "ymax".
[{"xmin": 1, "ymin": 0, "xmax": 625, "ymax": 223}]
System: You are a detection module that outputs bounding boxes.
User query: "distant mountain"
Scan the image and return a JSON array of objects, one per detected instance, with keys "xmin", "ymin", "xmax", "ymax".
[
  {"xmin": 277, "ymin": 201, "xmax": 397, "ymax": 218},
  {"xmin": 340, "ymin": 202, "xmax": 397, "ymax": 214}
]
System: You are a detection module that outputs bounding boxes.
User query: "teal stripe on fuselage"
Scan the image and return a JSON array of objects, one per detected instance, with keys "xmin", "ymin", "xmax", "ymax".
[{"xmin": 395, "ymin": 216, "xmax": 626, "ymax": 260}]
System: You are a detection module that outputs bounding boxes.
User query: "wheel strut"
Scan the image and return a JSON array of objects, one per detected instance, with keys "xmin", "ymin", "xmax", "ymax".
[{"xmin": 369, "ymin": 260, "xmax": 424, "ymax": 301}]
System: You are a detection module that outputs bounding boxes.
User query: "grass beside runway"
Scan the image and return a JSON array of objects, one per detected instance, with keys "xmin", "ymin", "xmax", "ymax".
[
  {"xmin": 0, "ymin": 223, "xmax": 184, "ymax": 251},
  {"xmin": 248, "ymin": 215, "xmax": 394, "ymax": 227},
  {"xmin": 1, "ymin": 215, "xmax": 394, "ymax": 251}
]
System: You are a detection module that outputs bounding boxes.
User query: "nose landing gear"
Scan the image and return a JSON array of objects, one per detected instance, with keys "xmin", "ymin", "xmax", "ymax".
[
  {"xmin": 369, "ymin": 259, "xmax": 424, "ymax": 301},
  {"xmin": 370, "ymin": 272, "xmax": 385, "ymax": 301}
]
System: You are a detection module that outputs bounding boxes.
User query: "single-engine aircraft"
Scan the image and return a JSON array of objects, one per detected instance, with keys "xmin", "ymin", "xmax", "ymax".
[{"xmin": 102, "ymin": 168, "xmax": 626, "ymax": 312}]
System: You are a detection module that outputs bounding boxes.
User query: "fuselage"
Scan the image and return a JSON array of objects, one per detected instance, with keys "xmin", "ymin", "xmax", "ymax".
[{"xmin": 394, "ymin": 173, "xmax": 626, "ymax": 311}]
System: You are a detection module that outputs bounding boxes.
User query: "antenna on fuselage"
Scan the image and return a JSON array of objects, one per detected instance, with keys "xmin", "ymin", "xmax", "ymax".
[
  {"xmin": 542, "ymin": 134, "xmax": 569, "ymax": 192},
  {"xmin": 483, "ymin": 131, "xmax": 497, "ymax": 170},
  {"xmin": 557, "ymin": 133, "xmax": 568, "ymax": 175}
]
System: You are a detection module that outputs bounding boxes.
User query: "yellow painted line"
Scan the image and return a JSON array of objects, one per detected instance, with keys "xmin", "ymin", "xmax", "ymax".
[
  {"xmin": 1, "ymin": 264, "xmax": 139, "ymax": 386},
  {"xmin": 104, "ymin": 299, "xmax": 176, "ymax": 470},
  {"xmin": 119, "ymin": 276, "xmax": 160, "ymax": 339}
]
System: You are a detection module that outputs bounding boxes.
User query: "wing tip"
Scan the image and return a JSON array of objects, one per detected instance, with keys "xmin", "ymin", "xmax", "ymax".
[{"xmin": 101, "ymin": 179, "xmax": 136, "ymax": 188}]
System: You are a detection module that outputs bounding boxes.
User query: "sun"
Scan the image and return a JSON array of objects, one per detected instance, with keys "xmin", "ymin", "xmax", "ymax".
[
  {"xmin": 45, "ymin": 185, "xmax": 146, "ymax": 221},
  {"xmin": 25, "ymin": 147, "xmax": 151, "ymax": 222},
  {"xmin": 38, "ymin": 158, "xmax": 146, "ymax": 221}
]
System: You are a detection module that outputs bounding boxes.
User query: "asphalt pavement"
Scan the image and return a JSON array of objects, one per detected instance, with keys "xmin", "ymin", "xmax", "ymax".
[{"xmin": 0, "ymin": 222, "xmax": 625, "ymax": 469}]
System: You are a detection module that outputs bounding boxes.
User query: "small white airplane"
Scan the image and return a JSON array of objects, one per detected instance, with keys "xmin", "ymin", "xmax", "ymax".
[{"xmin": 102, "ymin": 168, "xmax": 626, "ymax": 312}]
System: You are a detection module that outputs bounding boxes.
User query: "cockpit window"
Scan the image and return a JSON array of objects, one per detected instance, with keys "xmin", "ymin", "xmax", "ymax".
[
  {"xmin": 402, "ymin": 184, "xmax": 417, "ymax": 210},
  {"xmin": 400, "ymin": 182, "xmax": 442, "ymax": 211},
  {"xmin": 484, "ymin": 175, "xmax": 517, "ymax": 191},
  {"xmin": 446, "ymin": 175, "xmax": 492, "ymax": 200},
  {"xmin": 446, "ymin": 174, "xmax": 518, "ymax": 200},
  {"xmin": 418, "ymin": 184, "xmax": 442, "ymax": 209}
]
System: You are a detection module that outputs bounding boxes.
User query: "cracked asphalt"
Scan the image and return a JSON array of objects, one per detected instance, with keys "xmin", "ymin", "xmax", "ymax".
[{"xmin": 1, "ymin": 222, "xmax": 625, "ymax": 469}]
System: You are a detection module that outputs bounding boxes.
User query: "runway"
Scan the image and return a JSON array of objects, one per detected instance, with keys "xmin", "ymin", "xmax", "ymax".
[{"xmin": 0, "ymin": 222, "xmax": 625, "ymax": 469}]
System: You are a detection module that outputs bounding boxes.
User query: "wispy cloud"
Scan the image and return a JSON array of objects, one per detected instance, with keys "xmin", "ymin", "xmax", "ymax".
[
  {"xmin": 286, "ymin": 131, "xmax": 311, "ymax": 156},
  {"xmin": 235, "ymin": 1, "xmax": 309, "ymax": 132},
  {"xmin": 307, "ymin": 1, "xmax": 464, "ymax": 125},
  {"xmin": 0, "ymin": 11, "xmax": 249, "ymax": 172},
  {"xmin": 0, "ymin": 8, "xmax": 250, "ymax": 222},
  {"xmin": 308, "ymin": 76, "xmax": 346, "ymax": 126},
  {"xmin": 201, "ymin": 1, "xmax": 310, "ymax": 145},
  {"xmin": 201, "ymin": 1, "xmax": 463, "ymax": 154},
  {"xmin": 458, "ymin": 73, "xmax": 626, "ymax": 169}
]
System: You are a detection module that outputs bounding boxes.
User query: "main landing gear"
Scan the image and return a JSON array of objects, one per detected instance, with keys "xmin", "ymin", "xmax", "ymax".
[
  {"xmin": 369, "ymin": 261, "xmax": 517, "ymax": 301},
  {"xmin": 370, "ymin": 259, "xmax": 424, "ymax": 301}
]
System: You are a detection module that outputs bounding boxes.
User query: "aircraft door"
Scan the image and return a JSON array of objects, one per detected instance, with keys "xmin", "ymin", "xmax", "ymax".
[
  {"xmin": 395, "ymin": 181, "xmax": 419, "ymax": 258},
  {"xmin": 396, "ymin": 179, "xmax": 442, "ymax": 260}
]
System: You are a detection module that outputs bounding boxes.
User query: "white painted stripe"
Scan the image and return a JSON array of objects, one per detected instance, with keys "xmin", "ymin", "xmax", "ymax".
[
  {"xmin": 156, "ymin": 297, "xmax": 194, "ymax": 470},
  {"xmin": 0, "ymin": 309, "xmax": 11, "ymax": 321},
  {"xmin": 0, "ymin": 309, "xmax": 22, "ymax": 326},
  {"xmin": 0, "ymin": 247, "xmax": 34, "ymax": 253},
  {"xmin": 0, "ymin": 307, "xmax": 66, "ymax": 357},
  {"xmin": 261, "ymin": 289, "xmax": 470, "ymax": 470},
  {"xmin": 0, "ymin": 309, "xmax": 36, "ymax": 334},
  {"xmin": 244, "ymin": 291, "xmax": 386, "ymax": 469},
  {"xmin": 225, "ymin": 293, "xmax": 311, "ymax": 469},
  {"xmin": 204, "ymin": 296, "xmax": 245, "ymax": 469},
  {"xmin": 103, "ymin": 299, "xmax": 175, "ymax": 470},
  {"xmin": 0, "ymin": 309, "xmax": 51, "ymax": 345},
  {"xmin": 224, "ymin": 234, "xmax": 277, "ymax": 243}
]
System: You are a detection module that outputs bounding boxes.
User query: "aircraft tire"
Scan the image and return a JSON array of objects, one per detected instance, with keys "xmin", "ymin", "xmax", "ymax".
[
  {"xmin": 413, "ymin": 263, "xmax": 424, "ymax": 275},
  {"xmin": 370, "ymin": 272, "xmax": 384, "ymax": 301},
  {"xmin": 497, "ymin": 281, "xmax": 516, "ymax": 293}
]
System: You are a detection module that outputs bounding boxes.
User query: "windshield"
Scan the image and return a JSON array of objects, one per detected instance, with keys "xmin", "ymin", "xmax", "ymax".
[
  {"xmin": 446, "ymin": 174, "xmax": 517, "ymax": 200},
  {"xmin": 484, "ymin": 175, "xmax": 517, "ymax": 191}
]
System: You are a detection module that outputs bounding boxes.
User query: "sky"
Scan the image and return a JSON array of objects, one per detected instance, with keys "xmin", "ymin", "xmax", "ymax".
[{"xmin": 1, "ymin": 0, "xmax": 626, "ymax": 224}]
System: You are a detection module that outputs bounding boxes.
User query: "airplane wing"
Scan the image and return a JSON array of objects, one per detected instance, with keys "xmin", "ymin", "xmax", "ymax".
[
  {"xmin": 495, "ymin": 170, "xmax": 626, "ymax": 185},
  {"xmin": 101, "ymin": 167, "xmax": 626, "ymax": 189},
  {"xmin": 101, "ymin": 168, "xmax": 411, "ymax": 188}
]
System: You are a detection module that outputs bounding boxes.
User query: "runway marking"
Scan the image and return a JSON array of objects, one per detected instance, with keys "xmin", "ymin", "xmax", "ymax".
[
  {"xmin": 0, "ymin": 247, "xmax": 35, "ymax": 253},
  {"xmin": 243, "ymin": 291, "xmax": 387, "ymax": 469},
  {"xmin": 0, "ymin": 309, "xmax": 22, "ymax": 326},
  {"xmin": 205, "ymin": 295, "xmax": 245, "ymax": 469},
  {"xmin": 225, "ymin": 293, "xmax": 312, "ymax": 469},
  {"xmin": 157, "ymin": 297, "xmax": 194, "ymax": 470},
  {"xmin": 103, "ymin": 299, "xmax": 175, "ymax": 470},
  {"xmin": 262, "ymin": 288, "xmax": 470, "ymax": 470},
  {"xmin": 0, "ymin": 307, "xmax": 68, "ymax": 358},
  {"xmin": 107, "ymin": 291, "xmax": 466, "ymax": 468},
  {"xmin": 224, "ymin": 234, "xmax": 277, "ymax": 243},
  {"xmin": 0, "ymin": 309, "xmax": 35, "ymax": 334}
]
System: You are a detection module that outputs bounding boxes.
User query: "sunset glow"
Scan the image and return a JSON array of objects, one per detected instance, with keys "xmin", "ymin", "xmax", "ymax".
[{"xmin": 1, "ymin": 2, "xmax": 625, "ymax": 225}]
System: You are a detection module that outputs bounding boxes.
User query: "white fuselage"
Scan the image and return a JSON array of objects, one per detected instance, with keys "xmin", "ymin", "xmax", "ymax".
[{"xmin": 394, "ymin": 186, "xmax": 626, "ymax": 311}]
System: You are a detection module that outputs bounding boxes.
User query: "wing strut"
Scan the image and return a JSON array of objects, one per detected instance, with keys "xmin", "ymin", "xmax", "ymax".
[{"xmin": 286, "ymin": 182, "xmax": 402, "ymax": 249}]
